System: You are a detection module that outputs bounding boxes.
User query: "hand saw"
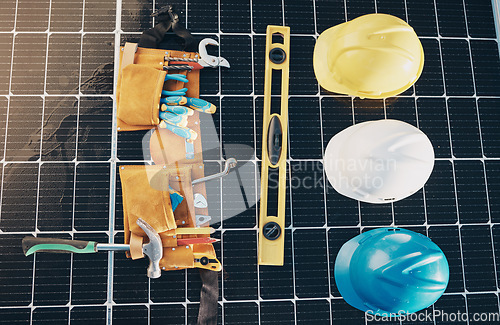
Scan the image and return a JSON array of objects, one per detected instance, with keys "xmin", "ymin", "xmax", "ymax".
[{"xmin": 258, "ymin": 25, "xmax": 290, "ymax": 266}]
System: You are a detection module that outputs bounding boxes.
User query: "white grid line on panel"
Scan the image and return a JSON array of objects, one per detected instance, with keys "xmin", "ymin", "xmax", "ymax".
[
  {"xmin": 107, "ymin": 0, "xmax": 121, "ymax": 323},
  {"xmin": 432, "ymin": 3, "xmax": 471, "ymax": 324},
  {"xmin": 6, "ymin": 93, "xmax": 500, "ymax": 100},
  {"xmin": 248, "ymin": 0, "xmax": 262, "ymax": 322},
  {"xmin": 6, "ymin": 222, "xmax": 500, "ymax": 234},
  {"xmin": 1, "ymin": 30, "xmax": 500, "ymax": 43},
  {"xmin": 1, "ymin": 289, "xmax": 500, "ymax": 314},
  {"xmin": 0, "ymin": 290, "xmax": 498, "ymax": 309},
  {"xmin": 465, "ymin": 0, "xmax": 500, "ymax": 303},
  {"xmin": 217, "ymin": 2, "xmax": 225, "ymax": 324},
  {"xmin": 312, "ymin": 1, "xmax": 332, "ymax": 323}
]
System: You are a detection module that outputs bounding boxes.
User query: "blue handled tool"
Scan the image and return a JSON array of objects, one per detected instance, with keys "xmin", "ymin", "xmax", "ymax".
[
  {"xmin": 160, "ymin": 96, "xmax": 216, "ymax": 114},
  {"xmin": 169, "ymin": 186, "xmax": 184, "ymax": 211},
  {"xmin": 160, "ymin": 104, "xmax": 194, "ymax": 116},
  {"xmin": 161, "ymin": 88, "xmax": 188, "ymax": 96},
  {"xmin": 164, "ymin": 74, "xmax": 189, "ymax": 83},
  {"xmin": 161, "ymin": 96, "xmax": 187, "ymax": 106},
  {"xmin": 158, "ymin": 119, "xmax": 198, "ymax": 141},
  {"xmin": 159, "ymin": 111, "xmax": 188, "ymax": 127}
]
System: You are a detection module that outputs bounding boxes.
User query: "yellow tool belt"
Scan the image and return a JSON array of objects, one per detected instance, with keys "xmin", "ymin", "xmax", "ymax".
[{"xmin": 116, "ymin": 44, "xmax": 220, "ymax": 272}]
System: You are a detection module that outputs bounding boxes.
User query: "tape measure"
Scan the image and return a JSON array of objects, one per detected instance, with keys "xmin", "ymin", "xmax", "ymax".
[{"xmin": 258, "ymin": 25, "xmax": 290, "ymax": 266}]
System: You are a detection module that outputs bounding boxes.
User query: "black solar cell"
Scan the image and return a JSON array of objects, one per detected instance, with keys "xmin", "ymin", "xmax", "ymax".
[{"xmin": 260, "ymin": 301, "xmax": 295, "ymax": 324}]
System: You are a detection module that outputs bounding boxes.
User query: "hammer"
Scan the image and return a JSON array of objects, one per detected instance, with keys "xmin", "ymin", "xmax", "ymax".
[{"xmin": 22, "ymin": 218, "xmax": 163, "ymax": 278}]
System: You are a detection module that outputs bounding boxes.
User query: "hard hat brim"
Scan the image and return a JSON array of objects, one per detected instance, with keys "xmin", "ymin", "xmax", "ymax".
[
  {"xmin": 334, "ymin": 228, "xmax": 398, "ymax": 316},
  {"xmin": 313, "ymin": 24, "xmax": 350, "ymax": 96}
]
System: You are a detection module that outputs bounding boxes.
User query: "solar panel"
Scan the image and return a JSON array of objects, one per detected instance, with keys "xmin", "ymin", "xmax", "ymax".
[{"xmin": 0, "ymin": 0, "xmax": 499, "ymax": 324}]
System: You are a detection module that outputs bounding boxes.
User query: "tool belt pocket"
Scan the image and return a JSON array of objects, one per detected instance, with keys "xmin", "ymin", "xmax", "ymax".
[
  {"xmin": 117, "ymin": 64, "xmax": 165, "ymax": 127},
  {"xmin": 120, "ymin": 165, "xmax": 178, "ymax": 244},
  {"xmin": 116, "ymin": 43, "xmax": 201, "ymax": 132},
  {"xmin": 120, "ymin": 164, "xmax": 197, "ymax": 243}
]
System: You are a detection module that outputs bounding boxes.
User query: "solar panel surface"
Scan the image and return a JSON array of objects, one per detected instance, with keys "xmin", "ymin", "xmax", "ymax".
[{"xmin": 0, "ymin": 0, "xmax": 499, "ymax": 324}]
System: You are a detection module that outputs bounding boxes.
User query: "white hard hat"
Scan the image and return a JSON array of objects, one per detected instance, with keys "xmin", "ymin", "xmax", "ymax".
[{"xmin": 324, "ymin": 119, "xmax": 434, "ymax": 204}]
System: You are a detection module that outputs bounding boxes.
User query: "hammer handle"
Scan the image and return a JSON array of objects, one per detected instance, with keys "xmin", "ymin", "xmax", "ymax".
[{"xmin": 22, "ymin": 236, "xmax": 97, "ymax": 256}]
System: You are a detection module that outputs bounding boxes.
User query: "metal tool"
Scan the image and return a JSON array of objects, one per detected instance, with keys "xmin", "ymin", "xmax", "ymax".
[
  {"xmin": 192, "ymin": 158, "xmax": 237, "ymax": 185},
  {"xmin": 194, "ymin": 193, "xmax": 208, "ymax": 208},
  {"xmin": 258, "ymin": 26, "xmax": 290, "ymax": 266},
  {"xmin": 164, "ymin": 38, "xmax": 230, "ymax": 71},
  {"xmin": 196, "ymin": 215, "xmax": 212, "ymax": 226},
  {"xmin": 22, "ymin": 219, "xmax": 163, "ymax": 278}
]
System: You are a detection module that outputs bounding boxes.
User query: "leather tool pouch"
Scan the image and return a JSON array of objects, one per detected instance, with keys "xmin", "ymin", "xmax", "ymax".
[
  {"xmin": 116, "ymin": 47, "xmax": 201, "ymax": 131},
  {"xmin": 120, "ymin": 164, "xmax": 195, "ymax": 244},
  {"xmin": 119, "ymin": 163, "xmax": 220, "ymax": 271},
  {"xmin": 117, "ymin": 64, "xmax": 165, "ymax": 127}
]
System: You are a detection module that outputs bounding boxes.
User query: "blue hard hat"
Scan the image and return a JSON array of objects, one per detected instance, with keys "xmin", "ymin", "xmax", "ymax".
[{"xmin": 335, "ymin": 228, "xmax": 449, "ymax": 316}]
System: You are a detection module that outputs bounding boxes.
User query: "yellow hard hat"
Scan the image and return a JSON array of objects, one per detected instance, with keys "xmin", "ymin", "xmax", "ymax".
[{"xmin": 313, "ymin": 13, "xmax": 424, "ymax": 99}]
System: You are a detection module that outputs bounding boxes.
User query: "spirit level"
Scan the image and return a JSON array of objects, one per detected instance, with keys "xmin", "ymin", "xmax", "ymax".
[{"xmin": 258, "ymin": 25, "xmax": 290, "ymax": 266}]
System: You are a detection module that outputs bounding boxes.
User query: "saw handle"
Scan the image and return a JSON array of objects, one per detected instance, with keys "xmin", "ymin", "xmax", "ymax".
[{"xmin": 22, "ymin": 236, "xmax": 97, "ymax": 256}]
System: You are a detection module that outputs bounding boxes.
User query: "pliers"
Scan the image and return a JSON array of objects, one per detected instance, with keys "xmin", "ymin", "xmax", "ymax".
[{"xmin": 164, "ymin": 38, "xmax": 231, "ymax": 71}]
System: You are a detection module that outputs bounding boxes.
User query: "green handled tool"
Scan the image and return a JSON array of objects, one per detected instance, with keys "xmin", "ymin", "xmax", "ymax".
[
  {"xmin": 22, "ymin": 218, "xmax": 164, "ymax": 278},
  {"xmin": 23, "ymin": 236, "xmax": 99, "ymax": 255}
]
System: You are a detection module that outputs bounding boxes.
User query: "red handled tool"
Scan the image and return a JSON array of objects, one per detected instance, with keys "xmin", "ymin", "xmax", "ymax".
[
  {"xmin": 177, "ymin": 237, "xmax": 219, "ymax": 245},
  {"xmin": 164, "ymin": 38, "xmax": 230, "ymax": 71}
]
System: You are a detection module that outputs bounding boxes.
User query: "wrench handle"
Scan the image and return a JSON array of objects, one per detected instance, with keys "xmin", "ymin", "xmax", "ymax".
[{"xmin": 22, "ymin": 236, "xmax": 97, "ymax": 256}]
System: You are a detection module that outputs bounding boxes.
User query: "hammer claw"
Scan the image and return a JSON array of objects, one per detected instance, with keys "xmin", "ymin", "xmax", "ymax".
[{"xmin": 136, "ymin": 218, "xmax": 163, "ymax": 278}]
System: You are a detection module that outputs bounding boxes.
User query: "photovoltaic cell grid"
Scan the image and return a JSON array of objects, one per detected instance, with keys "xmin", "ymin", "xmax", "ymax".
[{"xmin": 0, "ymin": 0, "xmax": 499, "ymax": 324}]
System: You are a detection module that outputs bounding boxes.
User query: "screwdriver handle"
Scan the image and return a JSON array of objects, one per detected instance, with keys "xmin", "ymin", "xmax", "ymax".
[
  {"xmin": 185, "ymin": 97, "xmax": 216, "ymax": 114},
  {"xmin": 158, "ymin": 120, "xmax": 198, "ymax": 141},
  {"xmin": 22, "ymin": 236, "xmax": 97, "ymax": 256},
  {"xmin": 161, "ymin": 96, "xmax": 216, "ymax": 114}
]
